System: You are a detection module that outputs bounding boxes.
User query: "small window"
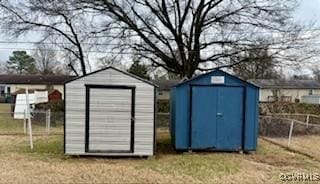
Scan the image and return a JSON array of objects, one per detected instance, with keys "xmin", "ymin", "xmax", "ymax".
[
  {"xmin": 267, "ymin": 96, "xmax": 277, "ymax": 102},
  {"xmin": 6, "ymin": 87, "xmax": 10, "ymax": 94},
  {"xmin": 280, "ymin": 96, "xmax": 292, "ymax": 102},
  {"xmin": 309, "ymin": 89, "xmax": 313, "ymax": 95}
]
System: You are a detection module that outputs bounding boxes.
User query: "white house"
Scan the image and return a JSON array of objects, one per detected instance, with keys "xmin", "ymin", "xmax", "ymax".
[
  {"xmin": 0, "ymin": 74, "xmax": 75, "ymax": 102},
  {"xmin": 249, "ymin": 79, "xmax": 320, "ymax": 103}
]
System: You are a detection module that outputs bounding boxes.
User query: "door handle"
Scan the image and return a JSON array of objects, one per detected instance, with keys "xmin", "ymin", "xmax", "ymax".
[{"xmin": 216, "ymin": 112, "xmax": 223, "ymax": 117}]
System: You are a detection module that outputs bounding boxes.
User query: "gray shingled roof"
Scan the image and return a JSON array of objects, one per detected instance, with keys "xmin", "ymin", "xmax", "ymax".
[
  {"xmin": 249, "ymin": 79, "xmax": 320, "ymax": 89},
  {"xmin": 0, "ymin": 75, "xmax": 76, "ymax": 85}
]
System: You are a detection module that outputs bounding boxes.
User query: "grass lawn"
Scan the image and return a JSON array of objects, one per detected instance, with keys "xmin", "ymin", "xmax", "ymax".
[
  {"xmin": 0, "ymin": 129, "xmax": 319, "ymax": 183},
  {"xmin": 0, "ymin": 104, "xmax": 319, "ymax": 183}
]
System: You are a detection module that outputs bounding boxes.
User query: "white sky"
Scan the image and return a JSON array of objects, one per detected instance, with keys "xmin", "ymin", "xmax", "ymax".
[{"xmin": 0, "ymin": 0, "xmax": 320, "ymax": 76}]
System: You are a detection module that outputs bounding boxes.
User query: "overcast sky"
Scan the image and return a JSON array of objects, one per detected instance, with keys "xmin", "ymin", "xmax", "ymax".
[
  {"xmin": 0, "ymin": 0, "xmax": 320, "ymax": 75},
  {"xmin": 294, "ymin": 0, "xmax": 320, "ymax": 23}
]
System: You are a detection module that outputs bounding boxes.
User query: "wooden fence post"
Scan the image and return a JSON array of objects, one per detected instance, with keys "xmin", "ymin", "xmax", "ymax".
[{"xmin": 306, "ymin": 114, "xmax": 310, "ymax": 128}]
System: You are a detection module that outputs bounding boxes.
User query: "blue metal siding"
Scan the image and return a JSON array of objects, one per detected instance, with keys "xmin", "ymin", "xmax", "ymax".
[
  {"xmin": 185, "ymin": 70, "xmax": 247, "ymax": 87},
  {"xmin": 169, "ymin": 88, "xmax": 176, "ymax": 147},
  {"xmin": 170, "ymin": 69, "xmax": 259, "ymax": 151},
  {"xmin": 174, "ymin": 86, "xmax": 190, "ymax": 149},
  {"xmin": 191, "ymin": 86, "xmax": 218, "ymax": 149},
  {"xmin": 216, "ymin": 86, "xmax": 244, "ymax": 150},
  {"xmin": 243, "ymin": 86, "xmax": 259, "ymax": 150}
]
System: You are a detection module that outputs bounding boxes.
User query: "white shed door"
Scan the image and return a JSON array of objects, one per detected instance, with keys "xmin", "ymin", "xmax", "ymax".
[{"xmin": 87, "ymin": 87, "xmax": 134, "ymax": 153}]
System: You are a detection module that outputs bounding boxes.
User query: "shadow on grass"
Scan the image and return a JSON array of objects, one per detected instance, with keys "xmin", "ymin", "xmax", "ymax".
[{"xmin": 156, "ymin": 130, "xmax": 176, "ymax": 155}]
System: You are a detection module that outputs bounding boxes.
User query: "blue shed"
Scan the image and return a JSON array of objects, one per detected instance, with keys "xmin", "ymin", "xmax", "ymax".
[{"xmin": 170, "ymin": 69, "xmax": 259, "ymax": 152}]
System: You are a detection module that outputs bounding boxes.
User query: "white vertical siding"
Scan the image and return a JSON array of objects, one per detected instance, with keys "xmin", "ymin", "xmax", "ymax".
[
  {"xmin": 89, "ymin": 88, "xmax": 132, "ymax": 152},
  {"xmin": 65, "ymin": 68, "xmax": 155, "ymax": 156}
]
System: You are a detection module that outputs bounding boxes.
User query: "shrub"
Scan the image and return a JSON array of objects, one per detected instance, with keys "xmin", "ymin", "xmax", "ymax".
[{"xmin": 158, "ymin": 100, "xmax": 169, "ymax": 113}]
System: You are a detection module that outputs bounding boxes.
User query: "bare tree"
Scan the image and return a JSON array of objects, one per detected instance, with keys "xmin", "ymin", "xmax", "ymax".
[
  {"xmin": 77, "ymin": 0, "xmax": 317, "ymax": 78},
  {"xmin": 313, "ymin": 68, "xmax": 320, "ymax": 81},
  {"xmin": 0, "ymin": 0, "xmax": 98, "ymax": 75},
  {"xmin": 98, "ymin": 55, "xmax": 125, "ymax": 69},
  {"xmin": 33, "ymin": 44, "xmax": 60, "ymax": 75},
  {"xmin": 231, "ymin": 40, "xmax": 281, "ymax": 80}
]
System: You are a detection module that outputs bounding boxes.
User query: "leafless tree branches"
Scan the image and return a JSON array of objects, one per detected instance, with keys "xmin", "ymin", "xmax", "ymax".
[
  {"xmin": 77, "ymin": 0, "xmax": 317, "ymax": 78},
  {"xmin": 0, "ymin": 0, "xmax": 100, "ymax": 75}
]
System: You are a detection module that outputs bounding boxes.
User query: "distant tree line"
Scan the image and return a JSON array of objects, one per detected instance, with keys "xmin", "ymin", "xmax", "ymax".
[{"xmin": 5, "ymin": 45, "xmax": 68, "ymax": 75}]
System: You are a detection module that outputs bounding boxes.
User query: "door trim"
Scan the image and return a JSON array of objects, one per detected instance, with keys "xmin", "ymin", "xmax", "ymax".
[
  {"xmin": 189, "ymin": 85, "xmax": 245, "ymax": 150},
  {"xmin": 85, "ymin": 84, "xmax": 135, "ymax": 153}
]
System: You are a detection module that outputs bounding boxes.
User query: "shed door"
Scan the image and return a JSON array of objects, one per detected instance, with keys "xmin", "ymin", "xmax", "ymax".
[
  {"xmin": 86, "ymin": 86, "xmax": 135, "ymax": 153},
  {"xmin": 191, "ymin": 86, "xmax": 243, "ymax": 150}
]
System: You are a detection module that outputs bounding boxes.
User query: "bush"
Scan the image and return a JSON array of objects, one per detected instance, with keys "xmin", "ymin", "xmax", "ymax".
[
  {"xmin": 35, "ymin": 100, "xmax": 64, "ymax": 112},
  {"xmin": 158, "ymin": 99, "xmax": 169, "ymax": 113},
  {"xmin": 260, "ymin": 102, "xmax": 320, "ymax": 115}
]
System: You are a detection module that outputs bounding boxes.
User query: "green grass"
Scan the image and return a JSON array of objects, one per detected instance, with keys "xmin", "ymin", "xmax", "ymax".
[
  {"xmin": 137, "ymin": 131, "xmax": 240, "ymax": 181},
  {"xmin": 0, "ymin": 104, "xmax": 63, "ymax": 134},
  {"xmin": 18, "ymin": 135, "xmax": 64, "ymax": 155},
  {"xmin": 141, "ymin": 154, "xmax": 240, "ymax": 180},
  {"xmin": 0, "ymin": 127, "xmax": 319, "ymax": 183},
  {"xmin": 0, "ymin": 104, "xmax": 25, "ymax": 134}
]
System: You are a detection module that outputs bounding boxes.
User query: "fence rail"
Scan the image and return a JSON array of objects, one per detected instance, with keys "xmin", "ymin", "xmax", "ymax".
[
  {"xmin": 260, "ymin": 115, "xmax": 320, "ymax": 128},
  {"xmin": 265, "ymin": 113, "xmax": 320, "ymax": 118}
]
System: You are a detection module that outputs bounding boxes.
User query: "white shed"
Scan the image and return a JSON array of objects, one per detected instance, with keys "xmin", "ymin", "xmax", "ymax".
[{"xmin": 64, "ymin": 67, "xmax": 157, "ymax": 156}]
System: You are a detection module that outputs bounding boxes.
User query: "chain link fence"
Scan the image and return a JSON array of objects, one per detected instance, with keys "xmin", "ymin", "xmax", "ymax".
[
  {"xmin": 260, "ymin": 114, "xmax": 320, "ymax": 160},
  {"xmin": 0, "ymin": 110, "xmax": 64, "ymax": 135}
]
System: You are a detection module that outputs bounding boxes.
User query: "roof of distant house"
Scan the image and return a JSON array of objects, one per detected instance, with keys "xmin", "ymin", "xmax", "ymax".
[
  {"xmin": 0, "ymin": 75, "xmax": 76, "ymax": 85},
  {"xmin": 249, "ymin": 79, "xmax": 320, "ymax": 89},
  {"xmin": 151, "ymin": 80, "xmax": 180, "ymax": 91},
  {"xmin": 11, "ymin": 88, "xmax": 61, "ymax": 95}
]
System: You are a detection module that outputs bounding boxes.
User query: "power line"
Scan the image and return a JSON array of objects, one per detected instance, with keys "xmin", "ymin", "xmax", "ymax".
[
  {"xmin": 1, "ymin": 40, "xmax": 320, "ymax": 47},
  {"xmin": 0, "ymin": 41, "xmax": 120, "ymax": 46},
  {"xmin": 0, "ymin": 47, "xmax": 109, "ymax": 53},
  {"xmin": 0, "ymin": 46, "xmax": 317, "ymax": 55},
  {"xmin": 1, "ymin": 27, "xmax": 320, "ymax": 36}
]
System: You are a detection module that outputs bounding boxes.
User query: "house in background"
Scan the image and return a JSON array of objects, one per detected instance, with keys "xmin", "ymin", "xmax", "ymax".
[
  {"xmin": 152, "ymin": 80, "xmax": 179, "ymax": 100},
  {"xmin": 250, "ymin": 79, "xmax": 320, "ymax": 103},
  {"xmin": 0, "ymin": 75, "xmax": 75, "ymax": 102},
  {"xmin": 11, "ymin": 89, "xmax": 63, "ymax": 103}
]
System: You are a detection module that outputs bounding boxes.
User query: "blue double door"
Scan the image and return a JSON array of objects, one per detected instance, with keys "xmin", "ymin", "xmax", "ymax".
[{"xmin": 191, "ymin": 86, "xmax": 244, "ymax": 150}]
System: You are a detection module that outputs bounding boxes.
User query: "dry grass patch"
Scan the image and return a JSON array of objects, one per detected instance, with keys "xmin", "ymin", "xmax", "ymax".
[{"xmin": 267, "ymin": 135, "xmax": 320, "ymax": 161}]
